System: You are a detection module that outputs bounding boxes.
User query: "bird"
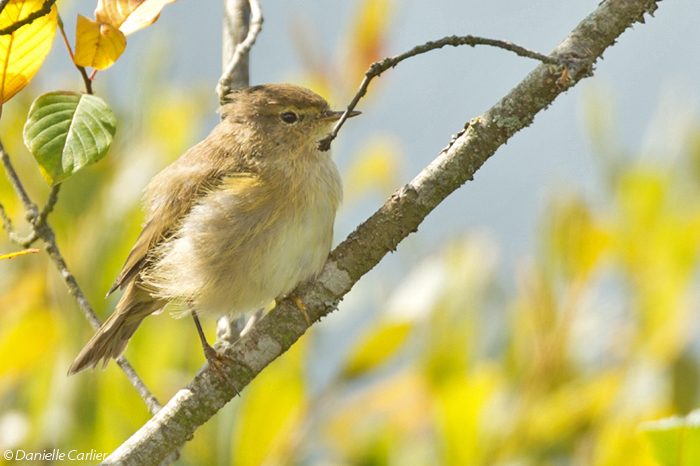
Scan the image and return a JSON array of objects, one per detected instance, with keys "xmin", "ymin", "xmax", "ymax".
[{"xmin": 68, "ymin": 83, "xmax": 359, "ymax": 382}]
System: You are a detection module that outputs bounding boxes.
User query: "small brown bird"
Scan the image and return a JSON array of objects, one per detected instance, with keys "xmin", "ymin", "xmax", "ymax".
[{"xmin": 68, "ymin": 84, "xmax": 359, "ymax": 377}]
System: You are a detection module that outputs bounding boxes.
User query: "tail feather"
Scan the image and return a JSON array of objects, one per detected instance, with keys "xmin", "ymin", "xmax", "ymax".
[{"xmin": 68, "ymin": 283, "xmax": 164, "ymax": 375}]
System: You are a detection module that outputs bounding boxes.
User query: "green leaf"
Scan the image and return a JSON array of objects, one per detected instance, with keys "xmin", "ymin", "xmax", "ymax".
[
  {"xmin": 638, "ymin": 410, "xmax": 700, "ymax": 465},
  {"xmin": 23, "ymin": 91, "xmax": 116, "ymax": 186}
]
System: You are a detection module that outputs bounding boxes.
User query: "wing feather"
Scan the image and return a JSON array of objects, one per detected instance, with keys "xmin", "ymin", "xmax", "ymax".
[{"xmin": 108, "ymin": 132, "xmax": 253, "ymax": 294}]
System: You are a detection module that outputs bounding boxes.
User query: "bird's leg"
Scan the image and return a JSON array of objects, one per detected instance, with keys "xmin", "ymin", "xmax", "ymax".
[{"xmin": 191, "ymin": 309, "xmax": 240, "ymax": 396}]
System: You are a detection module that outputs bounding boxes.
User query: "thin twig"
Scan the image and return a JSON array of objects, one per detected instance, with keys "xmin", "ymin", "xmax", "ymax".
[
  {"xmin": 0, "ymin": 203, "xmax": 24, "ymax": 242},
  {"xmin": 0, "ymin": 145, "xmax": 51, "ymax": 247},
  {"xmin": 317, "ymin": 34, "xmax": 568, "ymax": 151},
  {"xmin": 0, "ymin": 201, "xmax": 39, "ymax": 247},
  {"xmin": 39, "ymin": 217, "xmax": 162, "ymax": 413},
  {"xmin": 0, "ymin": 142, "xmax": 161, "ymax": 414},
  {"xmin": 40, "ymin": 230, "xmax": 102, "ymax": 327},
  {"xmin": 0, "ymin": 201, "xmax": 16, "ymax": 237},
  {"xmin": 0, "ymin": 141, "xmax": 37, "ymax": 218},
  {"xmin": 36, "ymin": 184, "xmax": 60, "ymax": 228},
  {"xmin": 116, "ymin": 357, "xmax": 163, "ymax": 416},
  {"xmin": 57, "ymin": 13, "xmax": 93, "ymax": 95},
  {"xmin": 0, "ymin": 0, "xmax": 56, "ymax": 36},
  {"xmin": 221, "ymin": 0, "xmax": 250, "ymax": 89},
  {"xmin": 0, "ymin": 202, "xmax": 11, "ymax": 232},
  {"xmin": 217, "ymin": 0, "xmax": 263, "ymax": 102}
]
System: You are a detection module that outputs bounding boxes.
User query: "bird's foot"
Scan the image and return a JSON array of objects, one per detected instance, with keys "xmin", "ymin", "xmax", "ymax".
[
  {"xmin": 191, "ymin": 309, "xmax": 240, "ymax": 396},
  {"xmin": 201, "ymin": 340, "xmax": 240, "ymax": 396},
  {"xmin": 289, "ymin": 294, "xmax": 311, "ymax": 326}
]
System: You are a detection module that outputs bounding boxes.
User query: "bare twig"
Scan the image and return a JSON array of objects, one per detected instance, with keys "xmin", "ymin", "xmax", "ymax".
[
  {"xmin": 0, "ymin": 142, "xmax": 38, "ymax": 218},
  {"xmin": 0, "ymin": 182, "xmax": 60, "ymax": 247},
  {"xmin": 317, "ymin": 34, "xmax": 570, "ymax": 152},
  {"xmin": 57, "ymin": 13, "xmax": 93, "ymax": 95},
  {"xmin": 221, "ymin": 0, "xmax": 250, "ymax": 90},
  {"xmin": 0, "ymin": 202, "xmax": 13, "ymax": 235},
  {"xmin": 0, "ymin": 143, "xmax": 161, "ymax": 415},
  {"xmin": 102, "ymin": 0, "xmax": 662, "ymax": 463},
  {"xmin": 0, "ymin": 201, "xmax": 37, "ymax": 247},
  {"xmin": 0, "ymin": 0, "xmax": 56, "ymax": 36},
  {"xmin": 36, "ymin": 184, "xmax": 60, "ymax": 228},
  {"xmin": 217, "ymin": 0, "xmax": 263, "ymax": 102},
  {"xmin": 116, "ymin": 358, "xmax": 163, "ymax": 416}
]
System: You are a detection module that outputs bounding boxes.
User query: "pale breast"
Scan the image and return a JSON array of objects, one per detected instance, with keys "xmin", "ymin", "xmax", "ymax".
[{"xmin": 143, "ymin": 156, "xmax": 342, "ymax": 317}]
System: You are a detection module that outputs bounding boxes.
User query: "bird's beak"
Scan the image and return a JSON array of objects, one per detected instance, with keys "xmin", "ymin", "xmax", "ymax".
[{"xmin": 319, "ymin": 109, "xmax": 361, "ymax": 122}]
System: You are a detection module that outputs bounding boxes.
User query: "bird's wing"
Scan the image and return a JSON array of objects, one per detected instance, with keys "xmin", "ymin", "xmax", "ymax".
[
  {"xmin": 108, "ymin": 137, "xmax": 248, "ymax": 295},
  {"xmin": 107, "ymin": 220, "xmax": 160, "ymax": 295}
]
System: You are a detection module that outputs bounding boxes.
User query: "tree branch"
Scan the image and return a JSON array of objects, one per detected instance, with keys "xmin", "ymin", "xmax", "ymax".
[
  {"xmin": 317, "ymin": 34, "xmax": 570, "ymax": 151},
  {"xmin": 0, "ymin": 0, "xmax": 56, "ymax": 36},
  {"xmin": 101, "ymin": 0, "xmax": 662, "ymax": 464},
  {"xmin": 217, "ymin": 0, "xmax": 263, "ymax": 102}
]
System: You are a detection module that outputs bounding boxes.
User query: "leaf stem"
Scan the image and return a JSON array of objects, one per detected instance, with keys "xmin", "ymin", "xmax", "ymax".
[{"xmin": 57, "ymin": 13, "xmax": 93, "ymax": 94}]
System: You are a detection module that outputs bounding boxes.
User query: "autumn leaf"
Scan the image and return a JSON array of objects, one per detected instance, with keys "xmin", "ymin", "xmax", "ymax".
[
  {"xmin": 95, "ymin": 0, "xmax": 177, "ymax": 36},
  {"xmin": 0, "ymin": 0, "xmax": 57, "ymax": 107},
  {"xmin": 74, "ymin": 14, "xmax": 126, "ymax": 70}
]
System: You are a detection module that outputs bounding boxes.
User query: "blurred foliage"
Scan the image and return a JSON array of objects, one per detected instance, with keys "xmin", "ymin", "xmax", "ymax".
[{"xmin": 1, "ymin": 2, "xmax": 699, "ymax": 466}]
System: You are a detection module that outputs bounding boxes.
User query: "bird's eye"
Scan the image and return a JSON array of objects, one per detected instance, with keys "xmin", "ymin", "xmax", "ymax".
[{"xmin": 280, "ymin": 111, "xmax": 299, "ymax": 124}]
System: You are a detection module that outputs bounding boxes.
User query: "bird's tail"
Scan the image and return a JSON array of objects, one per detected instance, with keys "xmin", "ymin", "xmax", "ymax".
[{"xmin": 68, "ymin": 282, "xmax": 164, "ymax": 375}]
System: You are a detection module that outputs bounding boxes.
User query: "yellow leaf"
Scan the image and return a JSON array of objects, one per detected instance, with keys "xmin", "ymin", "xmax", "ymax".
[
  {"xmin": 95, "ymin": 0, "xmax": 177, "ymax": 36},
  {"xmin": 0, "ymin": 0, "xmax": 57, "ymax": 105},
  {"xmin": 342, "ymin": 321, "xmax": 412, "ymax": 378},
  {"xmin": 74, "ymin": 14, "xmax": 126, "ymax": 70}
]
